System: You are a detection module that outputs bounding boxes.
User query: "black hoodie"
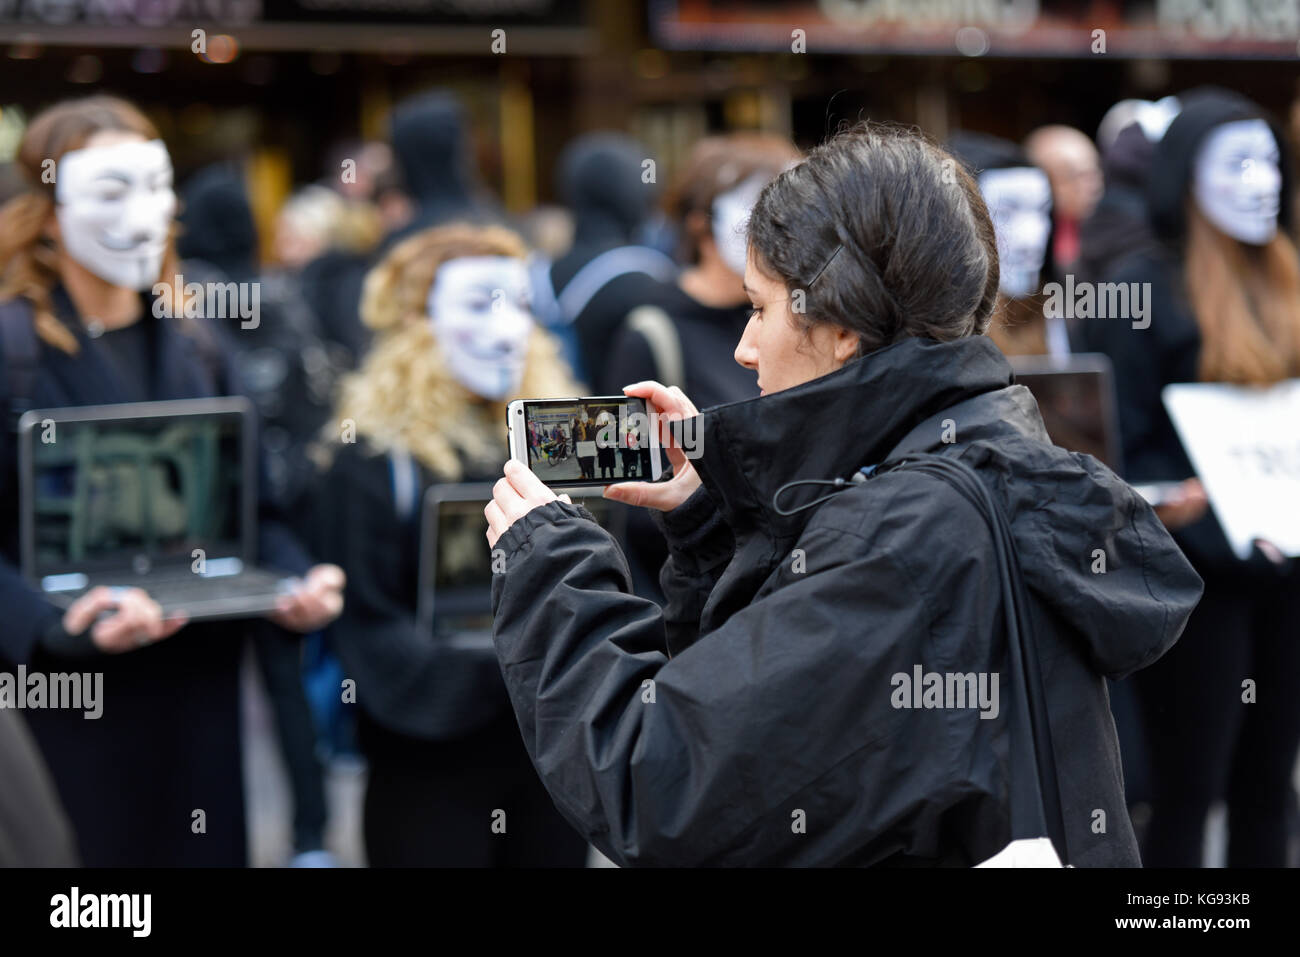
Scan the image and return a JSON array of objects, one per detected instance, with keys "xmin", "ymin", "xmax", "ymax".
[
  {"xmin": 490, "ymin": 334, "xmax": 1202, "ymax": 866},
  {"xmin": 388, "ymin": 90, "xmax": 485, "ymax": 238},
  {"xmin": 549, "ymin": 133, "xmax": 672, "ymax": 379}
]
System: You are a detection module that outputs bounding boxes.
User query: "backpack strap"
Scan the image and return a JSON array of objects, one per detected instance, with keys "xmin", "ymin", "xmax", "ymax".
[
  {"xmin": 0, "ymin": 299, "xmax": 40, "ymax": 432},
  {"xmin": 624, "ymin": 305, "xmax": 685, "ymax": 391},
  {"xmin": 555, "ymin": 246, "xmax": 676, "ymax": 322},
  {"xmin": 873, "ymin": 451, "xmax": 1069, "ymax": 863}
]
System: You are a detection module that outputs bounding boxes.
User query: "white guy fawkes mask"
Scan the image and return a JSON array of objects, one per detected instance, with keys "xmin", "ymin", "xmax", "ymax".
[
  {"xmin": 1193, "ymin": 119, "xmax": 1282, "ymax": 246},
  {"xmin": 428, "ymin": 256, "xmax": 534, "ymax": 401},
  {"xmin": 712, "ymin": 173, "xmax": 770, "ymax": 277},
  {"xmin": 978, "ymin": 166, "xmax": 1053, "ymax": 298},
  {"xmin": 55, "ymin": 139, "xmax": 176, "ymax": 291}
]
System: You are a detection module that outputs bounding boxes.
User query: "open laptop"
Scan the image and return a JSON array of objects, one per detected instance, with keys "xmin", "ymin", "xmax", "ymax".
[
  {"xmin": 416, "ymin": 482, "xmax": 627, "ymax": 644},
  {"xmin": 18, "ymin": 397, "xmax": 295, "ymax": 621},
  {"xmin": 1010, "ymin": 353, "xmax": 1124, "ymax": 474}
]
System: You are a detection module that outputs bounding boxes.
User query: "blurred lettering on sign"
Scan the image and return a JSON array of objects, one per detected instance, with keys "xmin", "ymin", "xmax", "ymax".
[
  {"xmin": 0, "ymin": 0, "xmax": 578, "ymax": 25},
  {"xmin": 1162, "ymin": 380, "xmax": 1300, "ymax": 559},
  {"xmin": 652, "ymin": 0, "xmax": 1300, "ymax": 57}
]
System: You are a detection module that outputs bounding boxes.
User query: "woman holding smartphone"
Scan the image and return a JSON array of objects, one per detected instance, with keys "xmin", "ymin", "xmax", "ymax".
[
  {"xmin": 485, "ymin": 122, "xmax": 1204, "ymax": 867},
  {"xmin": 312, "ymin": 223, "xmax": 588, "ymax": 867},
  {"xmin": 0, "ymin": 96, "xmax": 343, "ymax": 866}
]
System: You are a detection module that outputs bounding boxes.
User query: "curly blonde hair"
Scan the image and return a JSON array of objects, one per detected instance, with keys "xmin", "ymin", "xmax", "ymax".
[
  {"xmin": 0, "ymin": 95, "xmax": 184, "ymax": 354},
  {"xmin": 327, "ymin": 223, "xmax": 582, "ymax": 479}
]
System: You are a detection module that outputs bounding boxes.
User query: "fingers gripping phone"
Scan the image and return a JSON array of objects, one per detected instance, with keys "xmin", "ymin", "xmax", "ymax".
[{"xmin": 507, "ymin": 396, "xmax": 666, "ymax": 496}]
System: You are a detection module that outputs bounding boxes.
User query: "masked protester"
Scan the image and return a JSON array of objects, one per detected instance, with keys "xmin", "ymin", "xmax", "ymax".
[
  {"xmin": 599, "ymin": 133, "xmax": 801, "ymax": 603},
  {"xmin": 0, "ymin": 96, "xmax": 344, "ymax": 866},
  {"xmin": 1087, "ymin": 88, "xmax": 1300, "ymax": 867},
  {"xmin": 311, "ymin": 224, "xmax": 589, "ymax": 867},
  {"xmin": 484, "ymin": 122, "xmax": 1203, "ymax": 868},
  {"xmin": 949, "ymin": 132, "xmax": 1065, "ymax": 359}
]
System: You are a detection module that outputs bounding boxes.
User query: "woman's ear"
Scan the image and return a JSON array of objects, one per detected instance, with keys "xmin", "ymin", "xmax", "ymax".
[{"xmin": 831, "ymin": 325, "xmax": 862, "ymax": 365}]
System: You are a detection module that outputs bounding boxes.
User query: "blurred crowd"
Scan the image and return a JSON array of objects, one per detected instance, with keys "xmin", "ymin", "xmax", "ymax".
[{"xmin": 0, "ymin": 81, "xmax": 1297, "ymax": 868}]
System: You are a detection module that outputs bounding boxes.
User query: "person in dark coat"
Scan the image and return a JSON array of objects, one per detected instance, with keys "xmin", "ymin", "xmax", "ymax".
[
  {"xmin": 542, "ymin": 133, "xmax": 677, "ymax": 382},
  {"xmin": 948, "ymin": 131, "xmax": 1065, "ymax": 359},
  {"xmin": 0, "ymin": 96, "xmax": 344, "ymax": 867},
  {"xmin": 484, "ymin": 122, "xmax": 1203, "ymax": 867},
  {"xmin": 177, "ymin": 161, "xmax": 341, "ymax": 866},
  {"xmin": 312, "ymin": 223, "xmax": 588, "ymax": 867},
  {"xmin": 1085, "ymin": 88, "xmax": 1300, "ymax": 867}
]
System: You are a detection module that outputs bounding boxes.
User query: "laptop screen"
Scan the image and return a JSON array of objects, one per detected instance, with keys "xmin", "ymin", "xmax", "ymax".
[
  {"xmin": 1011, "ymin": 356, "xmax": 1123, "ymax": 474},
  {"xmin": 422, "ymin": 487, "xmax": 622, "ymax": 636},
  {"xmin": 24, "ymin": 404, "xmax": 250, "ymax": 580}
]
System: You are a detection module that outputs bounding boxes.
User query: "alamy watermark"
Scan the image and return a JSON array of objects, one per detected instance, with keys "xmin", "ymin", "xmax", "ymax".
[
  {"xmin": 50, "ymin": 887, "xmax": 150, "ymax": 937},
  {"xmin": 0, "ymin": 666, "xmax": 103, "ymax": 719},
  {"xmin": 152, "ymin": 274, "xmax": 260, "ymax": 329},
  {"xmin": 1042, "ymin": 274, "xmax": 1151, "ymax": 330},
  {"xmin": 891, "ymin": 665, "xmax": 999, "ymax": 719}
]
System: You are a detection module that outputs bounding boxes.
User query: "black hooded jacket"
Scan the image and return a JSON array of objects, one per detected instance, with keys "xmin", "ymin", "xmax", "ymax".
[{"xmin": 490, "ymin": 335, "xmax": 1202, "ymax": 866}]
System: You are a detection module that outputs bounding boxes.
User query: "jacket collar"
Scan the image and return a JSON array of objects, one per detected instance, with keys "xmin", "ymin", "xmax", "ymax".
[{"xmin": 690, "ymin": 335, "xmax": 1015, "ymax": 541}]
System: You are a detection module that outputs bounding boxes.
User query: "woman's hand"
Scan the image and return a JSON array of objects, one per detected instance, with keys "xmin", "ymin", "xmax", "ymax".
[
  {"xmin": 269, "ymin": 564, "xmax": 346, "ymax": 633},
  {"xmin": 485, "ymin": 459, "xmax": 572, "ymax": 548},
  {"xmin": 604, "ymin": 381, "xmax": 702, "ymax": 512},
  {"xmin": 62, "ymin": 586, "xmax": 188, "ymax": 653},
  {"xmin": 1153, "ymin": 478, "xmax": 1209, "ymax": 531}
]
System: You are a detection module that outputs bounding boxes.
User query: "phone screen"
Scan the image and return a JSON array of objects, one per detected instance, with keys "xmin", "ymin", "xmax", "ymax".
[{"xmin": 514, "ymin": 397, "xmax": 666, "ymax": 489}]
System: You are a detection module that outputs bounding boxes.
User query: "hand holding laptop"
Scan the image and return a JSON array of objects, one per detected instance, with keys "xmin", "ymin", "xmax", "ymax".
[
  {"xmin": 268, "ymin": 564, "xmax": 347, "ymax": 633},
  {"xmin": 62, "ymin": 586, "xmax": 189, "ymax": 653}
]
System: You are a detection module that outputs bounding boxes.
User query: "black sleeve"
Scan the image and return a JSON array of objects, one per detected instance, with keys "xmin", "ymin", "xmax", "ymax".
[
  {"xmin": 489, "ymin": 490, "xmax": 997, "ymax": 867},
  {"xmin": 34, "ymin": 618, "xmax": 102, "ymax": 661},
  {"xmin": 0, "ymin": 316, "xmax": 64, "ymax": 667},
  {"xmin": 650, "ymin": 485, "xmax": 734, "ymax": 656}
]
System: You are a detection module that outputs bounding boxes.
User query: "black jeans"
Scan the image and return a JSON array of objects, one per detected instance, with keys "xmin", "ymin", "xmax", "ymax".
[{"xmin": 1133, "ymin": 571, "xmax": 1300, "ymax": 866}]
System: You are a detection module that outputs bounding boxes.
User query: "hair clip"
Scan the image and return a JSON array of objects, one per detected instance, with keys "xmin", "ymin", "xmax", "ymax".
[{"xmin": 809, "ymin": 243, "xmax": 843, "ymax": 287}]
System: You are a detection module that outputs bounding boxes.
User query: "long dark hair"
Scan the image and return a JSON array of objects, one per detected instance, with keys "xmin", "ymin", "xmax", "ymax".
[{"xmin": 747, "ymin": 121, "xmax": 1000, "ymax": 356}]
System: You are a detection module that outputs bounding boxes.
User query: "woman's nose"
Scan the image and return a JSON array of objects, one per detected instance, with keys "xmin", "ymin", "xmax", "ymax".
[{"xmin": 734, "ymin": 316, "xmax": 759, "ymax": 370}]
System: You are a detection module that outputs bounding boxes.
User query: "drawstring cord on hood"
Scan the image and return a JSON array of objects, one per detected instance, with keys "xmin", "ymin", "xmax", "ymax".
[{"xmin": 772, "ymin": 463, "xmax": 881, "ymax": 516}]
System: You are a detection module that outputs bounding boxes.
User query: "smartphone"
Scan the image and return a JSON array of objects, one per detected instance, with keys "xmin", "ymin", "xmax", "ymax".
[{"xmin": 507, "ymin": 396, "xmax": 665, "ymax": 496}]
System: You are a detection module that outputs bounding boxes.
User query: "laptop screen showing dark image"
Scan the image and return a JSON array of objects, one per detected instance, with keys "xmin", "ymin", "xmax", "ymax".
[{"xmin": 30, "ymin": 412, "xmax": 246, "ymax": 578}]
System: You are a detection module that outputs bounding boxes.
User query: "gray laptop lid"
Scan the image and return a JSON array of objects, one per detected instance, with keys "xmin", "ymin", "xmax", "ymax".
[
  {"xmin": 17, "ymin": 397, "xmax": 257, "ymax": 589},
  {"xmin": 1009, "ymin": 353, "xmax": 1124, "ymax": 475}
]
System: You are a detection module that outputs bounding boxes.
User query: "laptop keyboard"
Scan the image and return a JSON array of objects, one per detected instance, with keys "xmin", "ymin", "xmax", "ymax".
[{"xmin": 54, "ymin": 570, "xmax": 291, "ymax": 611}]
